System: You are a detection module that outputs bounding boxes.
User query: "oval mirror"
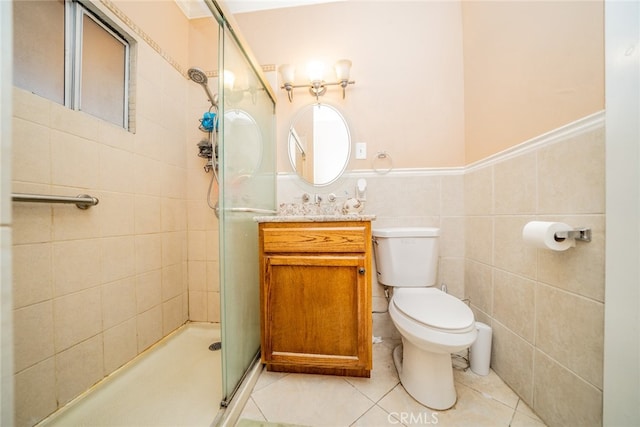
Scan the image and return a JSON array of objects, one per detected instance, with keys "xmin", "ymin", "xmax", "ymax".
[
  {"xmin": 288, "ymin": 103, "xmax": 351, "ymax": 186},
  {"xmin": 224, "ymin": 109, "xmax": 262, "ymax": 179}
]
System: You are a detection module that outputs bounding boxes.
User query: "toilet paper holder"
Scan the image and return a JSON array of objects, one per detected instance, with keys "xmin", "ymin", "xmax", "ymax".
[{"xmin": 554, "ymin": 228, "xmax": 592, "ymax": 242}]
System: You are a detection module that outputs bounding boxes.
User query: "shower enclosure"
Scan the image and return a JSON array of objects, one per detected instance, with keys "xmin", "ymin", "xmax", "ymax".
[
  {"xmin": 7, "ymin": 0, "xmax": 275, "ymax": 424},
  {"xmin": 213, "ymin": 3, "xmax": 277, "ymax": 405}
]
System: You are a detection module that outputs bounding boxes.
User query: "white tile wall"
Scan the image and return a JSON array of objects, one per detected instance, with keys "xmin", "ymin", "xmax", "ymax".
[
  {"xmin": 464, "ymin": 123, "xmax": 605, "ymax": 426},
  {"xmin": 10, "ymin": 30, "xmax": 218, "ymax": 424}
]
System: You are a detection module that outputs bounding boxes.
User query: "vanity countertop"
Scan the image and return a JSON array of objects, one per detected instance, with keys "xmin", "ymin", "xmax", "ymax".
[{"xmin": 254, "ymin": 214, "xmax": 376, "ymax": 223}]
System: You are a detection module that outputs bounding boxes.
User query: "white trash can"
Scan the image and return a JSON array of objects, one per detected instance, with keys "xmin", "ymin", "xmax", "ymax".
[{"xmin": 470, "ymin": 322, "xmax": 492, "ymax": 376}]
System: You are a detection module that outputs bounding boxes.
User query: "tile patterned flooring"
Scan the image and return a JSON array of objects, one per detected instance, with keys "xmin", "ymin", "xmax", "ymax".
[{"xmin": 237, "ymin": 339, "xmax": 547, "ymax": 427}]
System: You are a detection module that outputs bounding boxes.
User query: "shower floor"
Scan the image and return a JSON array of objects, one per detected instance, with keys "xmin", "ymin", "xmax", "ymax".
[{"xmin": 40, "ymin": 322, "xmax": 222, "ymax": 427}]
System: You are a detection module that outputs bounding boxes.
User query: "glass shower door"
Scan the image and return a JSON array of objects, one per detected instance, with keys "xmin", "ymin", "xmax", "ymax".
[{"xmin": 217, "ymin": 21, "xmax": 276, "ymax": 404}]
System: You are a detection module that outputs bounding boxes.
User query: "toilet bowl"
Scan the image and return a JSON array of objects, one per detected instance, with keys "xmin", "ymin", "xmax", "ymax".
[
  {"xmin": 389, "ymin": 287, "xmax": 477, "ymax": 409},
  {"xmin": 372, "ymin": 227, "xmax": 477, "ymax": 410}
]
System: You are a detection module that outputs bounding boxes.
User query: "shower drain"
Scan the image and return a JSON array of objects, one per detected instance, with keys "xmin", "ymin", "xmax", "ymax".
[{"xmin": 209, "ymin": 342, "xmax": 222, "ymax": 351}]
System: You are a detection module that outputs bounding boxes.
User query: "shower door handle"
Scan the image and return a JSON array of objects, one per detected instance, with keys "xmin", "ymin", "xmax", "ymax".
[{"xmin": 229, "ymin": 207, "xmax": 278, "ymax": 215}]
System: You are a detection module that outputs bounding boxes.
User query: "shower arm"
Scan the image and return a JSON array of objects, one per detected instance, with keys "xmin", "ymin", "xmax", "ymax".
[{"xmin": 203, "ymin": 86, "xmax": 218, "ymax": 111}]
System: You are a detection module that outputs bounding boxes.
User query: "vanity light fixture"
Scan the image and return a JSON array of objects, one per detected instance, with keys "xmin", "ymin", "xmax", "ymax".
[
  {"xmin": 222, "ymin": 69, "xmax": 257, "ymax": 104},
  {"xmin": 279, "ymin": 59, "xmax": 355, "ymax": 102}
]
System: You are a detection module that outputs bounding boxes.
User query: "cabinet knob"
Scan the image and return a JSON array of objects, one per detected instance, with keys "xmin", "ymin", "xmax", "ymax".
[{"xmin": 358, "ymin": 267, "xmax": 366, "ymax": 275}]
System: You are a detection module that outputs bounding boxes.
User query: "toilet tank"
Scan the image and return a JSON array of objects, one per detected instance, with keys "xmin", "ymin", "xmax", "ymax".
[{"xmin": 372, "ymin": 227, "xmax": 440, "ymax": 287}]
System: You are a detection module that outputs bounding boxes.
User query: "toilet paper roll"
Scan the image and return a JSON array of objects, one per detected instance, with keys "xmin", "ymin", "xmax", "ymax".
[{"xmin": 522, "ymin": 221, "xmax": 576, "ymax": 251}]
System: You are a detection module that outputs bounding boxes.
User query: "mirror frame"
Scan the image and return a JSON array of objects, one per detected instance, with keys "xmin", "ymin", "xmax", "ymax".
[{"xmin": 287, "ymin": 103, "xmax": 351, "ymax": 187}]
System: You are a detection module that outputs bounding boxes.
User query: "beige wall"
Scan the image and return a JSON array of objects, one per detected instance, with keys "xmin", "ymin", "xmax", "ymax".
[
  {"xmin": 603, "ymin": 1, "xmax": 640, "ymax": 424},
  {"xmin": 116, "ymin": 0, "xmax": 191, "ymax": 69},
  {"xmin": 235, "ymin": 1, "xmax": 604, "ymax": 169},
  {"xmin": 244, "ymin": 2, "xmax": 606, "ymax": 426},
  {"xmin": 188, "ymin": 17, "xmax": 219, "ymax": 74},
  {"xmin": 234, "ymin": 1, "xmax": 466, "ymax": 171},
  {"xmin": 1, "ymin": 1, "xmax": 15, "ymax": 425},
  {"xmin": 462, "ymin": 0, "xmax": 604, "ymax": 164},
  {"xmin": 11, "ymin": 1, "xmax": 219, "ymax": 425}
]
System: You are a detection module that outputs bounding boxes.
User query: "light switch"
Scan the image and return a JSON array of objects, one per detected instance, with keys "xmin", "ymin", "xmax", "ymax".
[{"xmin": 356, "ymin": 142, "xmax": 367, "ymax": 160}]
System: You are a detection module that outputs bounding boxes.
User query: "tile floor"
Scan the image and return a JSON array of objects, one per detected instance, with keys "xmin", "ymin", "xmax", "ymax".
[{"xmin": 237, "ymin": 339, "xmax": 547, "ymax": 427}]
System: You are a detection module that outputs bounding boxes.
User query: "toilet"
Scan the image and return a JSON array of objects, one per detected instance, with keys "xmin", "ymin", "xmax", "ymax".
[{"xmin": 372, "ymin": 227, "xmax": 477, "ymax": 410}]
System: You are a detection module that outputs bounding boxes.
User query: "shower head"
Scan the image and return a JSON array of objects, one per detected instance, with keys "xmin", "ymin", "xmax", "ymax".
[
  {"xmin": 188, "ymin": 67, "xmax": 218, "ymax": 109},
  {"xmin": 188, "ymin": 67, "xmax": 208, "ymax": 85}
]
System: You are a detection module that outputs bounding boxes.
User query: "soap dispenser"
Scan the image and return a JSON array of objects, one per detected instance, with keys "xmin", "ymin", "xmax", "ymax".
[
  {"xmin": 356, "ymin": 178, "xmax": 367, "ymax": 201},
  {"xmin": 343, "ymin": 179, "xmax": 367, "ymax": 215}
]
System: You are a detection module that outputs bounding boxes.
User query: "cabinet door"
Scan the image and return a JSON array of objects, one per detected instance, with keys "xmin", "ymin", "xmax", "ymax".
[{"xmin": 262, "ymin": 254, "xmax": 369, "ymax": 370}]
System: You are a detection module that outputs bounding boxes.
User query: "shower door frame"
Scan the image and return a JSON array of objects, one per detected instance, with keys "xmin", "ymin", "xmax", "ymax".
[{"xmin": 206, "ymin": 0, "xmax": 277, "ymax": 407}]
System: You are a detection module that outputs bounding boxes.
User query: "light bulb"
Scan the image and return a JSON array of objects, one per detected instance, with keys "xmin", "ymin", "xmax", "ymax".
[
  {"xmin": 223, "ymin": 70, "xmax": 235, "ymax": 90},
  {"xmin": 335, "ymin": 59, "xmax": 352, "ymax": 81},
  {"xmin": 278, "ymin": 64, "xmax": 295, "ymax": 84},
  {"xmin": 307, "ymin": 61, "xmax": 325, "ymax": 82}
]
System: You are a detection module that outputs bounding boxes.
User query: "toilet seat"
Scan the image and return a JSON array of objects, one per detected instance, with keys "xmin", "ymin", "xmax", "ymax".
[{"xmin": 393, "ymin": 288, "xmax": 475, "ymax": 332}]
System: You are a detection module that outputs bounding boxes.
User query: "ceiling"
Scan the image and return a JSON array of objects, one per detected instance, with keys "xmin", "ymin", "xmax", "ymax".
[
  {"xmin": 224, "ymin": 0, "xmax": 343, "ymax": 14},
  {"xmin": 175, "ymin": 0, "xmax": 343, "ymax": 19}
]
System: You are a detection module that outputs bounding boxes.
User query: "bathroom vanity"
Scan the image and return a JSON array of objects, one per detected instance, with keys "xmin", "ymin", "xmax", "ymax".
[{"xmin": 256, "ymin": 216, "xmax": 374, "ymax": 377}]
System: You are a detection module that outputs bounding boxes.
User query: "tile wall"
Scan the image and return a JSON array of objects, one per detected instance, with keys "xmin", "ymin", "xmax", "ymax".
[
  {"xmin": 277, "ymin": 113, "xmax": 605, "ymax": 427},
  {"xmin": 11, "ymin": 31, "xmax": 219, "ymax": 426},
  {"xmin": 277, "ymin": 170, "xmax": 467, "ymax": 341},
  {"xmin": 185, "ymin": 128, "xmax": 221, "ymax": 323},
  {"xmin": 463, "ymin": 119, "xmax": 605, "ymax": 427}
]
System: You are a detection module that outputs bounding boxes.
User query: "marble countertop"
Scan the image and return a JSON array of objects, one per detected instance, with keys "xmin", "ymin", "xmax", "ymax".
[{"xmin": 254, "ymin": 214, "xmax": 376, "ymax": 223}]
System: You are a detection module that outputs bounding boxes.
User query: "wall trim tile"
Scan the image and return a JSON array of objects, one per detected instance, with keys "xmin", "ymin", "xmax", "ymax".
[
  {"xmin": 466, "ymin": 110, "xmax": 605, "ymax": 173},
  {"xmin": 277, "ymin": 167, "xmax": 466, "ymax": 182},
  {"xmin": 278, "ymin": 111, "xmax": 605, "ymax": 184}
]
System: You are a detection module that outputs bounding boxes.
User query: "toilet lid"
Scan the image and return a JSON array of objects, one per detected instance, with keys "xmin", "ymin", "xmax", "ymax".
[{"xmin": 393, "ymin": 288, "xmax": 475, "ymax": 331}]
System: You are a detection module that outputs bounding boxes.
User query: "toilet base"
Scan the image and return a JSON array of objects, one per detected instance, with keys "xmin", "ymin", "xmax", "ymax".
[{"xmin": 393, "ymin": 339, "xmax": 457, "ymax": 410}]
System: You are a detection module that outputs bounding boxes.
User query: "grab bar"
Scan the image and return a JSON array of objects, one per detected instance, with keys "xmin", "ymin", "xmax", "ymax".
[{"xmin": 12, "ymin": 193, "xmax": 99, "ymax": 210}]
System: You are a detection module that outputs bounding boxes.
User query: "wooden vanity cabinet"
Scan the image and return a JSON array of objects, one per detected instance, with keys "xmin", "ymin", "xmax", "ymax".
[{"xmin": 258, "ymin": 220, "xmax": 373, "ymax": 377}]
